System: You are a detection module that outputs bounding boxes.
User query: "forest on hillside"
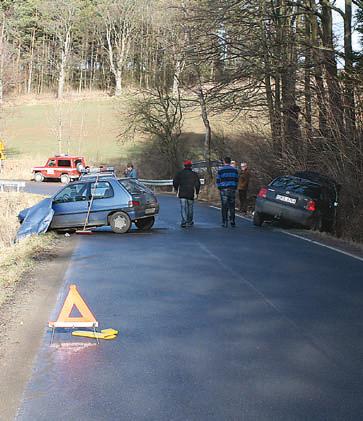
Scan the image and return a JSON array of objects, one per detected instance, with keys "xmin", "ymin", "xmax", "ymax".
[{"xmin": 0, "ymin": 0, "xmax": 363, "ymax": 240}]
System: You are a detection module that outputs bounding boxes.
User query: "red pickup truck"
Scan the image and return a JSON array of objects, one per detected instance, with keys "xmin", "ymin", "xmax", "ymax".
[{"xmin": 32, "ymin": 155, "xmax": 87, "ymax": 184}]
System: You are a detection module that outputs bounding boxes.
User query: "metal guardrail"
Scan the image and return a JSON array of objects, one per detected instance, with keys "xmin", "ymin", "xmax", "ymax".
[
  {"xmin": 140, "ymin": 179, "xmax": 205, "ymax": 186},
  {"xmin": 0, "ymin": 180, "xmax": 26, "ymax": 192},
  {"xmin": 0, "ymin": 178, "xmax": 203, "ymax": 192},
  {"xmin": 139, "ymin": 179, "xmax": 173, "ymax": 186}
]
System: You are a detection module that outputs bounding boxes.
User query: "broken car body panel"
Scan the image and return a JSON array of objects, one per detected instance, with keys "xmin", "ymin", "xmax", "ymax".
[{"xmin": 16, "ymin": 198, "xmax": 54, "ymax": 241}]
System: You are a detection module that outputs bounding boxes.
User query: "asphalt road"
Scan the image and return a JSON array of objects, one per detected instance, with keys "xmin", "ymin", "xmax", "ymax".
[
  {"xmin": 24, "ymin": 181, "xmax": 62, "ymax": 196},
  {"xmin": 16, "ymin": 194, "xmax": 363, "ymax": 421}
]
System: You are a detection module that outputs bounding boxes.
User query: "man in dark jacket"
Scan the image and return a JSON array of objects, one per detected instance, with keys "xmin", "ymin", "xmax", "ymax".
[
  {"xmin": 216, "ymin": 156, "xmax": 239, "ymax": 227},
  {"xmin": 173, "ymin": 160, "xmax": 201, "ymax": 228}
]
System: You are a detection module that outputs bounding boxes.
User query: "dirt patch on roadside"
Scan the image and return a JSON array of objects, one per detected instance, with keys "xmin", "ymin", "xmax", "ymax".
[{"xmin": 0, "ymin": 236, "xmax": 77, "ymax": 420}]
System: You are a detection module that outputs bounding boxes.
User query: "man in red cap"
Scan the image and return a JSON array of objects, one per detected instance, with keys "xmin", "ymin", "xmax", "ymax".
[{"xmin": 173, "ymin": 160, "xmax": 201, "ymax": 228}]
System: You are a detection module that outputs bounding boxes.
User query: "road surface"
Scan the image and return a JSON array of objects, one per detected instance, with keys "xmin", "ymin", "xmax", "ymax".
[
  {"xmin": 15, "ymin": 194, "xmax": 363, "ymax": 420},
  {"xmin": 24, "ymin": 181, "xmax": 62, "ymax": 196}
]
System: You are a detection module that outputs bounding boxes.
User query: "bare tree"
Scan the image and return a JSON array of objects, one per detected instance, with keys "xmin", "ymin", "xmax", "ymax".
[
  {"xmin": 120, "ymin": 85, "xmax": 184, "ymax": 176},
  {"xmin": 39, "ymin": 0, "xmax": 82, "ymax": 98},
  {"xmin": 96, "ymin": 0, "xmax": 141, "ymax": 96}
]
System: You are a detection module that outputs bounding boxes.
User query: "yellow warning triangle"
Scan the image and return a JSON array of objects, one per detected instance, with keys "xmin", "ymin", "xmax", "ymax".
[{"xmin": 49, "ymin": 284, "xmax": 98, "ymax": 328}]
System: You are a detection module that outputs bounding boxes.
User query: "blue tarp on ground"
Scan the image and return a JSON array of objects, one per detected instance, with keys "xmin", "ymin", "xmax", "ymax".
[{"xmin": 16, "ymin": 198, "xmax": 54, "ymax": 242}]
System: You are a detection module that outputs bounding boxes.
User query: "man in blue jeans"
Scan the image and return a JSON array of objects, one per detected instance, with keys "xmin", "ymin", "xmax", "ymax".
[
  {"xmin": 216, "ymin": 157, "xmax": 239, "ymax": 227},
  {"xmin": 173, "ymin": 160, "xmax": 201, "ymax": 228}
]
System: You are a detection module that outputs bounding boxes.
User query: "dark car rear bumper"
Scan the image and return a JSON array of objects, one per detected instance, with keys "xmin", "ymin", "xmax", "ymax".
[{"xmin": 255, "ymin": 198, "xmax": 315, "ymax": 227}]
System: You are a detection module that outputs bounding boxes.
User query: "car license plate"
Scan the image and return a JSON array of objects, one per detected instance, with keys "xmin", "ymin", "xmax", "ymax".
[
  {"xmin": 276, "ymin": 194, "xmax": 296, "ymax": 204},
  {"xmin": 145, "ymin": 208, "xmax": 155, "ymax": 214}
]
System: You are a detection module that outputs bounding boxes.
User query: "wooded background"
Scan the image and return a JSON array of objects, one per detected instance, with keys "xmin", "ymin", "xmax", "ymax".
[{"xmin": 0, "ymin": 0, "xmax": 362, "ymax": 240}]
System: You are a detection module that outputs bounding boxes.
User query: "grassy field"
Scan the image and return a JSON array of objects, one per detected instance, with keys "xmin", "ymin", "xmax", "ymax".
[
  {"xmin": 2, "ymin": 98, "xmax": 122, "ymax": 159},
  {"xmin": 0, "ymin": 96, "xmax": 146, "ymax": 179},
  {"xmin": 0, "ymin": 93, "xmax": 247, "ymax": 180}
]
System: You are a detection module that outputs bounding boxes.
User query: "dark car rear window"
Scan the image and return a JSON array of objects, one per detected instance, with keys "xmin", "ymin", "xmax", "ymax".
[
  {"xmin": 271, "ymin": 177, "xmax": 321, "ymax": 198},
  {"xmin": 119, "ymin": 179, "xmax": 148, "ymax": 194}
]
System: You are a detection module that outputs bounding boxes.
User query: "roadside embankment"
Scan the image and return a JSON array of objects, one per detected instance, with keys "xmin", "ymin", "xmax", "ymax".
[
  {"xmin": 0, "ymin": 191, "xmax": 76, "ymax": 419},
  {"xmin": 0, "ymin": 192, "xmax": 57, "ymax": 306},
  {"xmin": 0, "ymin": 155, "xmax": 41, "ymax": 181}
]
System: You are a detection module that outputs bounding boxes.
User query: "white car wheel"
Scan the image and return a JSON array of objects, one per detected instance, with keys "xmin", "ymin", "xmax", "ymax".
[
  {"xmin": 60, "ymin": 174, "xmax": 70, "ymax": 184},
  {"xmin": 34, "ymin": 172, "xmax": 44, "ymax": 182},
  {"xmin": 109, "ymin": 212, "xmax": 131, "ymax": 234}
]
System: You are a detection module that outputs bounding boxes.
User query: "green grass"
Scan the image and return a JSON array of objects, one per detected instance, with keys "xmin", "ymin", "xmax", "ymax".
[
  {"xmin": 1, "ymin": 96, "xmax": 235, "ymax": 162},
  {"xmin": 0, "ymin": 94, "xmax": 242, "ymax": 180},
  {"xmin": 2, "ymin": 98, "xmax": 131, "ymax": 162}
]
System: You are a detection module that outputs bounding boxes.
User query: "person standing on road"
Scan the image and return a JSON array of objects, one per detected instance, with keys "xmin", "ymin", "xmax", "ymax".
[
  {"xmin": 216, "ymin": 157, "xmax": 239, "ymax": 227},
  {"xmin": 237, "ymin": 162, "xmax": 250, "ymax": 213},
  {"xmin": 173, "ymin": 160, "xmax": 201, "ymax": 228},
  {"xmin": 124, "ymin": 163, "xmax": 138, "ymax": 179}
]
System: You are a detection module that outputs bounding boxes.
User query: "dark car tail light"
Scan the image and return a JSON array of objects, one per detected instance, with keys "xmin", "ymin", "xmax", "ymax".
[
  {"xmin": 258, "ymin": 187, "xmax": 268, "ymax": 198},
  {"xmin": 306, "ymin": 200, "xmax": 316, "ymax": 211},
  {"xmin": 129, "ymin": 200, "xmax": 141, "ymax": 207}
]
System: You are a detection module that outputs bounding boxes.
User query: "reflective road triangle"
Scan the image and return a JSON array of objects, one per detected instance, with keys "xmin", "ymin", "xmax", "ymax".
[{"xmin": 49, "ymin": 284, "xmax": 98, "ymax": 328}]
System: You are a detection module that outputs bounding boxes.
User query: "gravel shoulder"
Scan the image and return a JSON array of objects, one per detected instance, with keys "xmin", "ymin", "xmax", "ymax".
[{"xmin": 0, "ymin": 236, "xmax": 76, "ymax": 420}]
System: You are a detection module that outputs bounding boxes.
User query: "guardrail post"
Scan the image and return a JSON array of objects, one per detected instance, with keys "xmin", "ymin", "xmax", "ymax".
[{"xmin": 0, "ymin": 180, "xmax": 26, "ymax": 192}]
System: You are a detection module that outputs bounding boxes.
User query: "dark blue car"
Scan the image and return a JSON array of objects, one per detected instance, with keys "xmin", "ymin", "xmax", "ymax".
[{"xmin": 253, "ymin": 173, "xmax": 339, "ymax": 232}]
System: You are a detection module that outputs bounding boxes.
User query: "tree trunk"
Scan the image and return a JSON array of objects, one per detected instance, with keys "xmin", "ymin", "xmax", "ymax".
[
  {"xmin": 280, "ymin": 0, "xmax": 301, "ymax": 155},
  {"xmin": 89, "ymin": 37, "xmax": 95, "ymax": 91},
  {"xmin": 260, "ymin": 0, "xmax": 281, "ymax": 153},
  {"xmin": 320, "ymin": 0, "xmax": 345, "ymax": 141},
  {"xmin": 57, "ymin": 29, "xmax": 71, "ymax": 99},
  {"xmin": 310, "ymin": 8, "xmax": 328, "ymax": 138},
  {"xmin": 196, "ymin": 86, "xmax": 212, "ymax": 178},
  {"xmin": 16, "ymin": 43, "xmax": 21, "ymax": 94},
  {"xmin": 343, "ymin": 0, "xmax": 355, "ymax": 139},
  {"xmin": 282, "ymin": 64, "xmax": 301, "ymax": 153},
  {"xmin": 38, "ymin": 35, "xmax": 46, "ymax": 94},
  {"xmin": 304, "ymin": 8, "xmax": 312, "ymax": 143},
  {"xmin": 79, "ymin": 38, "xmax": 85, "ymax": 93},
  {"xmin": 115, "ymin": 68, "xmax": 122, "ymax": 96},
  {"xmin": 58, "ymin": 52, "xmax": 66, "ymax": 99},
  {"xmin": 27, "ymin": 26, "xmax": 36, "ymax": 94},
  {"xmin": 172, "ymin": 59, "xmax": 182, "ymax": 96},
  {"xmin": 265, "ymin": 73, "xmax": 280, "ymax": 152}
]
